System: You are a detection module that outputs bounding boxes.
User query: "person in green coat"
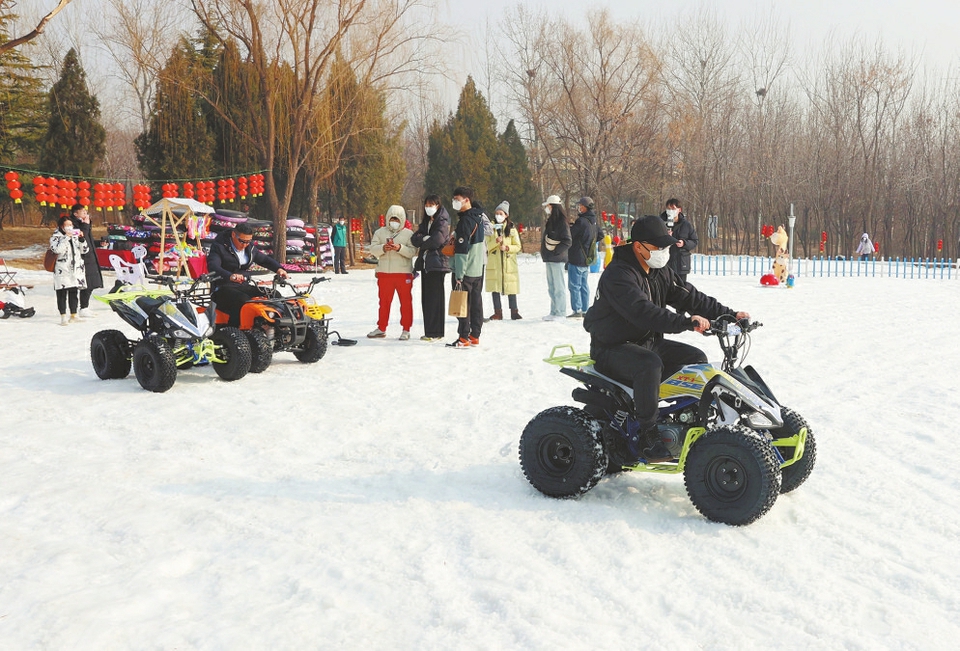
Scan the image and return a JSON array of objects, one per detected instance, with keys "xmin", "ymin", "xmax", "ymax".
[
  {"xmin": 332, "ymin": 216, "xmax": 348, "ymax": 274},
  {"xmin": 485, "ymin": 201, "xmax": 523, "ymax": 320}
]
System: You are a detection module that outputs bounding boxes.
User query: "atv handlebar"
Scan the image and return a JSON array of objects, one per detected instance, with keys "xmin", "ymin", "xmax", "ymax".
[{"xmin": 704, "ymin": 315, "xmax": 762, "ymax": 337}]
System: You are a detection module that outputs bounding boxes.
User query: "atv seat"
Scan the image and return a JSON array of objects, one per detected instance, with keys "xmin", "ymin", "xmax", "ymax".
[{"xmin": 135, "ymin": 295, "xmax": 166, "ymax": 313}]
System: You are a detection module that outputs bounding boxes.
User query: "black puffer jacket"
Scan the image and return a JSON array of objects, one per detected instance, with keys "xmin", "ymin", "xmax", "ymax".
[
  {"xmin": 207, "ymin": 229, "xmax": 283, "ymax": 287},
  {"xmin": 569, "ymin": 209, "xmax": 598, "ymax": 267},
  {"xmin": 660, "ymin": 211, "xmax": 698, "ymax": 275},
  {"xmin": 540, "ymin": 209, "xmax": 572, "ymax": 263},
  {"xmin": 411, "ymin": 206, "xmax": 452, "ymax": 273},
  {"xmin": 75, "ymin": 219, "xmax": 103, "ymax": 290},
  {"xmin": 583, "ymin": 245, "xmax": 734, "ymax": 348}
]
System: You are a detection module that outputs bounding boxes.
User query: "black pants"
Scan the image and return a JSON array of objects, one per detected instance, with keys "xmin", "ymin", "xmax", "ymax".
[
  {"xmin": 421, "ymin": 270, "xmax": 447, "ymax": 337},
  {"xmin": 591, "ymin": 339, "xmax": 707, "ymax": 428},
  {"xmin": 212, "ymin": 284, "xmax": 262, "ymax": 327},
  {"xmin": 491, "ymin": 292, "xmax": 517, "ymax": 311},
  {"xmin": 454, "ymin": 275, "xmax": 483, "ymax": 339},
  {"xmin": 334, "ymin": 246, "xmax": 346, "ymax": 273},
  {"xmin": 79, "ymin": 287, "xmax": 93, "ymax": 309},
  {"xmin": 56, "ymin": 288, "xmax": 79, "ymax": 315}
]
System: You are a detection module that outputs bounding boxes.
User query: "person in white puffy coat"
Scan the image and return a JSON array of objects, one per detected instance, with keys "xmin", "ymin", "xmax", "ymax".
[
  {"xmin": 855, "ymin": 233, "xmax": 874, "ymax": 261},
  {"xmin": 49, "ymin": 215, "xmax": 89, "ymax": 325},
  {"xmin": 367, "ymin": 205, "xmax": 417, "ymax": 340}
]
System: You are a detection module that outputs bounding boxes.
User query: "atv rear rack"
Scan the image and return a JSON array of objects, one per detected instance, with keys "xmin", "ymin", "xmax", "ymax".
[{"xmin": 543, "ymin": 344, "xmax": 595, "ymax": 368}]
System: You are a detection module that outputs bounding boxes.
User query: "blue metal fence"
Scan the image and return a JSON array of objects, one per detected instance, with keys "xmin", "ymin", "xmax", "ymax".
[{"xmin": 689, "ymin": 254, "xmax": 956, "ymax": 279}]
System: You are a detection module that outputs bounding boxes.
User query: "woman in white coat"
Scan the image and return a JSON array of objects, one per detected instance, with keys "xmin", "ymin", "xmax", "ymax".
[
  {"xmin": 855, "ymin": 233, "xmax": 874, "ymax": 261},
  {"xmin": 49, "ymin": 215, "xmax": 89, "ymax": 325}
]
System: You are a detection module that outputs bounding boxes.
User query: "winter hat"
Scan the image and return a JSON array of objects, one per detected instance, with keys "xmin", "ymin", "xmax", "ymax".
[
  {"xmin": 627, "ymin": 215, "xmax": 678, "ymax": 248},
  {"xmin": 386, "ymin": 205, "xmax": 405, "ymax": 222},
  {"xmin": 495, "ymin": 201, "xmax": 510, "ymax": 215},
  {"xmin": 577, "ymin": 196, "xmax": 594, "ymax": 209},
  {"xmin": 542, "ymin": 194, "xmax": 561, "ymax": 206}
]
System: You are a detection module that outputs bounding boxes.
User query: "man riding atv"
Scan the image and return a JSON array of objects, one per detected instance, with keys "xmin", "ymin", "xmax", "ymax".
[
  {"xmin": 583, "ymin": 215, "xmax": 749, "ymax": 463},
  {"xmin": 207, "ymin": 223, "xmax": 287, "ymax": 327}
]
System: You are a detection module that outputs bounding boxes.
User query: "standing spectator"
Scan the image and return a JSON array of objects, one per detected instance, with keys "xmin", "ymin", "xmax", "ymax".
[
  {"xmin": 411, "ymin": 194, "xmax": 452, "ymax": 341},
  {"xmin": 447, "ymin": 186, "xmax": 487, "ymax": 348},
  {"xmin": 49, "ymin": 215, "xmax": 88, "ymax": 326},
  {"xmin": 367, "ymin": 205, "xmax": 416, "ymax": 340},
  {"xmin": 855, "ymin": 233, "xmax": 874, "ymax": 261},
  {"xmin": 332, "ymin": 216, "xmax": 348, "ymax": 274},
  {"xmin": 540, "ymin": 194, "xmax": 571, "ymax": 320},
  {"xmin": 70, "ymin": 203, "xmax": 103, "ymax": 318},
  {"xmin": 485, "ymin": 201, "xmax": 522, "ymax": 321},
  {"xmin": 567, "ymin": 196, "xmax": 598, "ymax": 318},
  {"xmin": 660, "ymin": 198, "xmax": 698, "ymax": 283}
]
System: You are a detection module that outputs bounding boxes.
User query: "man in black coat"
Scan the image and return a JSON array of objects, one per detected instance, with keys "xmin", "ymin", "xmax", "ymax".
[
  {"xmin": 583, "ymin": 215, "xmax": 748, "ymax": 463},
  {"xmin": 660, "ymin": 198, "xmax": 698, "ymax": 283},
  {"xmin": 70, "ymin": 203, "xmax": 104, "ymax": 317},
  {"xmin": 567, "ymin": 196, "xmax": 598, "ymax": 318},
  {"xmin": 206, "ymin": 222, "xmax": 286, "ymax": 327}
]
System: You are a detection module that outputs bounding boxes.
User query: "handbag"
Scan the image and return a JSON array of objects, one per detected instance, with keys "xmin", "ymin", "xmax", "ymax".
[
  {"xmin": 43, "ymin": 248, "xmax": 57, "ymax": 272},
  {"xmin": 441, "ymin": 221, "xmax": 478, "ymax": 257},
  {"xmin": 448, "ymin": 281, "xmax": 468, "ymax": 318}
]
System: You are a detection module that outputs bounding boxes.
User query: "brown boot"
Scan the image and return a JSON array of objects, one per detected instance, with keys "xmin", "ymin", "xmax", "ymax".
[
  {"xmin": 488, "ymin": 310, "xmax": 503, "ymax": 321},
  {"xmin": 510, "ymin": 309, "xmax": 522, "ymax": 320}
]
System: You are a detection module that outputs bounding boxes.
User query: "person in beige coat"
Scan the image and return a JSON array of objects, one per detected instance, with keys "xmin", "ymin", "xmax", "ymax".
[
  {"xmin": 485, "ymin": 201, "xmax": 523, "ymax": 320},
  {"xmin": 367, "ymin": 205, "xmax": 417, "ymax": 340}
]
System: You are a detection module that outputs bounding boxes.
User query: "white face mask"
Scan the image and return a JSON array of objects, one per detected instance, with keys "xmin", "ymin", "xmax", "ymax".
[
  {"xmin": 425, "ymin": 206, "xmax": 437, "ymax": 217},
  {"xmin": 495, "ymin": 214, "xmax": 505, "ymax": 223},
  {"xmin": 388, "ymin": 220, "xmax": 401, "ymax": 231},
  {"xmin": 666, "ymin": 208, "xmax": 680, "ymax": 220},
  {"xmin": 544, "ymin": 205, "xmax": 552, "ymax": 215},
  {"xmin": 646, "ymin": 246, "xmax": 671, "ymax": 268},
  {"xmin": 451, "ymin": 199, "xmax": 463, "ymax": 212}
]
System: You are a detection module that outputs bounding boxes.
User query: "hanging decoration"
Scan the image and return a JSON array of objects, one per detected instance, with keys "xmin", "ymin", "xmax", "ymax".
[{"xmin": 5, "ymin": 171, "xmax": 22, "ymax": 204}]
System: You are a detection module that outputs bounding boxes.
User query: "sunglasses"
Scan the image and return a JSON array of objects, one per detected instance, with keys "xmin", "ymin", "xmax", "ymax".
[{"xmin": 235, "ymin": 236, "xmax": 253, "ymax": 245}]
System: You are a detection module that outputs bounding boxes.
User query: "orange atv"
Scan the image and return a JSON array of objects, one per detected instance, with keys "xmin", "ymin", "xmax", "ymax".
[{"xmin": 214, "ymin": 275, "xmax": 334, "ymax": 373}]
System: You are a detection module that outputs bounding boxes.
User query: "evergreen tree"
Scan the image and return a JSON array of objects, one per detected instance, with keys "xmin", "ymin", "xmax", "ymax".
[
  {"xmin": 0, "ymin": 9, "xmax": 46, "ymax": 164},
  {"xmin": 135, "ymin": 39, "xmax": 216, "ymax": 180},
  {"xmin": 494, "ymin": 119, "xmax": 538, "ymax": 224},
  {"xmin": 327, "ymin": 57, "xmax": 405, "ymax": 223},
  {"xmin": 38, "ymin": 48, "xmax": 106, "ymax": 176},
  {"xmin": 424, "ymin": 77, "xmax": 499, "ymax": 207}
]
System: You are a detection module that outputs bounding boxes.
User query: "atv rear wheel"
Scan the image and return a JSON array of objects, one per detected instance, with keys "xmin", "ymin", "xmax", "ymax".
[
  {"xmin": 684, "ymin": 425, "xmax": 781, "ymax": 526},
  {"xmin": 133, "ymin": 336, "xmax": 177, "ymax": 393},
  {"xmin": 772, "ymin": 407, "xmax": 816, "ymax": 494},
  {"xmin": 211, "ymin": 327, "xmax": 251, "ymax": 381},
  {"xmin": 246, "ymin": 329, "xmax": 273, "ymax": 373},
  {"xmin": 90, "ymin": 329, "xmax": 130, "ymax": 379},
  {"xmin": 519, "ymin": 406, "xmax": 606, "ymax": 498},
  {"xmin": 293, "ymin": 325, "xmax": 327, "ymax": 363}
]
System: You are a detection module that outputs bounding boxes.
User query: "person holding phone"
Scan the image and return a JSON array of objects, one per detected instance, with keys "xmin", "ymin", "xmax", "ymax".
[
  {"xmin": 49, "ymin": 215, "xmax": 89, "ymax": 325},
  {"xmin": 367, "ymin": 205, "xmax": 416, "ymax": 340}
]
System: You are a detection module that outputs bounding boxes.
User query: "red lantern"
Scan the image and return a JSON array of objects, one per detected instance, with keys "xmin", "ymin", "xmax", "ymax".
[
  {"xmin": 183, "ymin": 182, "xmax": 194, "ymax": 199},
  {"xmin": 937, "ymin": 239, "xmax": 943, "ymax": 252},
  {"xmin": 821, "ymin": 231, "xmax": 828, "ymax": 242},
  {"xmin": 819, "ymin": 241, "xmax": 825, "ymax": 253},
  {"xmin": 873, "ymin": 241, "xmax": 879, "ymax": 253},
  {"xmin": 114, "ymin": 182, "xmax": 125, "ymax": 209},
  {"xmin": 378, "ymin": 214, "xmax": 385, "ymax": 227},
  {"xmin": 3, "ymin": 170, "xmax": 16, "ymax": 182},
  {"xmin": 238, "ymin": 176, "xmax": 248, "ymax": 199}
]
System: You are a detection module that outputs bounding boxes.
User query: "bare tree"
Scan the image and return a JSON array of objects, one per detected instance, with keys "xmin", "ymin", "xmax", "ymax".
[{"xmin": 0, "ymin": 0, "xmax": 71, "ymax": 54}]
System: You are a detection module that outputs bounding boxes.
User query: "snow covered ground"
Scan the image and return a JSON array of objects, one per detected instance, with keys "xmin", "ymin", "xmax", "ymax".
[{"xmin": 1, "ymin": 254, "xmax": 958, "ymax": 649}]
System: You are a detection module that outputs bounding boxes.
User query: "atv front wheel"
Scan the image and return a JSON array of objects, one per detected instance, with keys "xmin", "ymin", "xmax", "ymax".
[
  {"xmin": 519, "ymin": 406, "xmax": 606, "ymax": 498},
  {"xmin": 90, "ymin": 329, "xmax": 131, "ymax": 379},
  {"xmin": 684, "ymin": 425, "xmax": 781, "ymax": 526},
  {"xmin": 246, "ymin": 329, "xmax": 273, "ymax": 373},
  {"xmin": 293, "ymin": 325, "xmax": 327, "ymax": 363},
  {"xmin": 211, "ymin": 327, "xmax": 251, "ymax": 381},
  {"xmin": 772, "ymin": 407, "xmax": 817, "ymax": 494},
  {"xmin": 133, "ymin": 336, "xmax": 177, "ymax": 393}
]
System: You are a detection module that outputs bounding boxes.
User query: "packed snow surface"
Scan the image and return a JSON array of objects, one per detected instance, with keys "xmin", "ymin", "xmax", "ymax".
[{"xmin": 1, "ymin": 255, "xmax": 958, "ymax": 649}]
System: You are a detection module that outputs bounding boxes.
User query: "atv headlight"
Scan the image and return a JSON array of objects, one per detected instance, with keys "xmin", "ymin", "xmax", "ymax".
[{"xmin": 746, "ymin": 411, "xmax": 776, "ymax": 429}]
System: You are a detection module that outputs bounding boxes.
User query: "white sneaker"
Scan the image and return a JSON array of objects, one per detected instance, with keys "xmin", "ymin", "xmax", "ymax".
[
  {"xmin": 79, "ymin": 308, "xmax": 96, "ymax": 318},
  {"xmin": 69, "ymin": 314, "xmax": 80, "ymax": 324},
  {"xmin": 60, "ymin": 314, "xmax": 69, "ymax": 326},
  {"xmin": 399, "ymin": 330, "xmax": 410, "ymax": 341},
  {"xmin": 542, "ymin": 314, "xmax": 562, "ymax": 322},
  {"xmin": 367, "ymin": 328, "xmax": 386, "ymax": 338}
]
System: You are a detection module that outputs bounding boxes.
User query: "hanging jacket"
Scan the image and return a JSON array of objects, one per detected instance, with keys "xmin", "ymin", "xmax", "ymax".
[
  {"xmin": 411, "ymin": 207, "xmax": 452, "ymax": 274},
  {"xmin": 50, "ymin": 229, "xmax": 89, "ymax": 291},
  {"xmin": 584, "ymin": 245, "xmax": 734, "ymax": 348},
  {"xmin": 485, "ymin": 223, "xmax": 522, "ymax": 294}
]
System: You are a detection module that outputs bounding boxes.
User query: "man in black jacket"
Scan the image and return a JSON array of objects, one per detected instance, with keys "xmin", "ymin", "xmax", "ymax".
[
  {"xmin": 660, "ymin": 198, "xmax": 698, "ymax": 283},
  {"xmin": 206, "ymin": 223, "xmax": 286, "ymax": 327},
  {"xmin": 567, "ymin": 196, "xmax": 598, "ymax": 318},
  {"xmin": 583, "ymin": 215, "xmax": 748, "ymax": 463}
]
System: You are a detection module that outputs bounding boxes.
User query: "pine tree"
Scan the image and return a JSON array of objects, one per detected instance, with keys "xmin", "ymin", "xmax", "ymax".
[
  {"xmin": 424, "ymin": 77, "xmax": 499, "ymax": 207},
  {"xmin": 0, "ymin": 9, "xmax": 46, "ymax": 164},
  {"xmin": 38, "ymin": 48, "xmax": 106, "ymax": 176},
  {"xmin": 494, "ymin": 119, "xmax": 538, "ymax": 225},
  {"xmin": 135, "ymin": 39, "xmax": 216, "ymax": 180}
]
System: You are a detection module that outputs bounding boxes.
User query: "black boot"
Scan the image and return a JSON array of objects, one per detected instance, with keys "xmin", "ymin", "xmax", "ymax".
[
  {"xmin": 640, "ymin": 425, "xmax": 673, "ymax": 463},
  {"xmin": 510, "ymin": 309, "xmax": 522, "ymax": 320}
]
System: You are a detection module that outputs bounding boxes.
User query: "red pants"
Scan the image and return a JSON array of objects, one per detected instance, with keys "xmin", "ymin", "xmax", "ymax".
[{"xmin": 377, "ymin": 273, "xmax": 414, "ymax": 331}]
